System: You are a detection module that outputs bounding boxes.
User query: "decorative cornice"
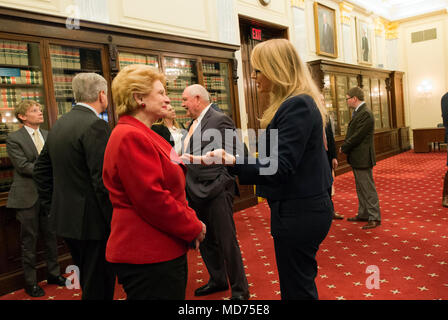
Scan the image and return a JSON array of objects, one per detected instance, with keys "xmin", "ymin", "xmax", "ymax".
[
  {"xmin": 290, "ymin": 0, "xmax": 305, "ymax": 9},
  {"xmin": 339, "ymin": 1, "xmax": 354, "ymax": 25}
]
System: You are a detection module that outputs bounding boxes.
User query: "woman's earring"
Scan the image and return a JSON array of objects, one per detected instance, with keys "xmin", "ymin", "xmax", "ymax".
[{"xmin": 140, "ymin": 103, "xmax": 146, "ymax": 108}]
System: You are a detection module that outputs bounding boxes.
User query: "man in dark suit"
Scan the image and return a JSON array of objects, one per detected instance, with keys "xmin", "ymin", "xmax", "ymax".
[
  {"xmin": 340, "ymin": 87, "xmax": 381, "ymax": 229},
  {"xmin": 6, "ymin": 100, "xmax": 65, "ymax": 297},
  {"xmin": 33, "ymin": 73, "xmax": 115, "ymax": 300},
  {"xmin": 441, "ymin": 92, "xmax": 448, "ymax": 207},
  {"xmin": 181, "ymin": 84, "xmax": 249, "ymax": 300}
]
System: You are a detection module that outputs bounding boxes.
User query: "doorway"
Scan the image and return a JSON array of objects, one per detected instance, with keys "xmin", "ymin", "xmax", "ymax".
[{"xmin": 239, "ymin": 16, "xmax": 288, "ymax": 131}]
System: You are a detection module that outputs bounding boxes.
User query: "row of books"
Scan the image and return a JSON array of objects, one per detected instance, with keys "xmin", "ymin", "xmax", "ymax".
[
  {"xmin": 0, "ymin": 40, "xmax": 29, "ymax": 66},
  {"xmin": 57, "ymin": 101, "xmax": 73, "ymax": 117},
  {"xmin": 49, "ymin": 44, "xmax": 81, "ymax": 70},
  {"xmin": 0, "ymin": 87, "xmax": 44, "ymax": 109},
  {"xmin": 165, "ymin": 59, "xmax": 196, "ymax": 78},
  {"xmin": 202, "ymin": 63, "xmax": 223, "ymax": 75},
  {"xmin": 166, "ymin": 78, "xmax": 193, "ymax": 90},
  {"xmin": 0, "ymin": 70, "xmax": 43, "ymax": 85},
  {"xmin": 204, "ymin": 76, "xmax": 227, "ymax": 91},
  {"xmin": 53, "ymin": 73, "xmax": 75, "ymax": 99},
  {"xmin": 209, "ymin": 92, "xmax": 229, "ymax": 102},
  {"xmin": 0, "ymin": 144, "xmax": 8, "ymax": 159},
  {"xmin": 119, "ymin": 53, "xmax": 159, "ymax": 69}
]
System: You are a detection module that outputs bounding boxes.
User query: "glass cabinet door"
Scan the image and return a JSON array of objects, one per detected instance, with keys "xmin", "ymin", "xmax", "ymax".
[
  {"xmin": 118, "ymin": 52, "xmax": 159, "ymax": 70},
  {"xmin": 163, "ymin": 56, "xmax": 198, "ymax": 128},
  {"xmin": 0, "ymin": 39, "xmax": 48, "ymax": 194},
  {"xmin": 380, "ymin": 79, "xmax": 390, "ymax": 129},
  {"xmin": 202, "ymin": 61, "xmax": 232, "ymax": 119},
  {"xmin": 348, "ymin": 76, "xmax": 358, "ymax": 91},
  {"xmin": 361, "ymin": 77, "xmax": 371, "ymax": 111},
  {"xmin": 323, "ymin": 73, "xmax": 339, "ymax": 136},
  {"xmin": 370, "ymin": 78, "xmax": 381, "ymax": 129},
  {"xmin": 49, "ymin": 44, "xmax": 105, "ymax": 120},
  {"xmin": 335, "ymin": 75, "xmax": 349, "ymax": 136}
]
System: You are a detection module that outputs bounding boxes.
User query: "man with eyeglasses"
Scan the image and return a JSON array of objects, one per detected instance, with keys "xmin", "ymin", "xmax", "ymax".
[
  {"xmin": 340, "ymin": 87, "xmax": 381, "ymax": 230},
  {"xmin": 6, "ymin": 100, "xmax": 66, "ymax": 297}
]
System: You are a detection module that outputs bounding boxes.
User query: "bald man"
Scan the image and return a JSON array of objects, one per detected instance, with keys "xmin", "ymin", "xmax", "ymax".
[{"xmin": 181, "ymin": 84, "xmax": 249, "ymax": 300}]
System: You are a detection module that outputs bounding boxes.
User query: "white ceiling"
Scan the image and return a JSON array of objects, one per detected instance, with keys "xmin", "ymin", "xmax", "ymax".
[{"xmin": 348, "ymin": 0, "xmax": 448, "ymax": 21}]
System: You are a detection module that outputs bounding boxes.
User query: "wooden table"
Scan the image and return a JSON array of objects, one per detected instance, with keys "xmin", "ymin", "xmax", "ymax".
[{"xmin": 412, "ymin": 127, "xmax": 445, "ymax": 152}]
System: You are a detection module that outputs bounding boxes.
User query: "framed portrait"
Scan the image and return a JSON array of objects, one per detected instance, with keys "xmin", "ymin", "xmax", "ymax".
[
  {"xmin": 356, "ymin": 18, "xmax": 373, "ymax": 65},
  {"xmin": 314, "ymin": 2, "xmax": 338, "ymax": 58}
]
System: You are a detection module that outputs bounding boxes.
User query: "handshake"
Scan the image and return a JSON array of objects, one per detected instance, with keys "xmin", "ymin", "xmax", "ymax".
[{"xmin": 180, "ymin": 149, "xmax": 236, "ymax": 166}]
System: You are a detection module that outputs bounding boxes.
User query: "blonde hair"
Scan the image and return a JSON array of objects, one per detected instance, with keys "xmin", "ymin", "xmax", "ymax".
[
  {"xmin": 15, "ymin": 100, "xmax": 41, "ymax": 123},
  {"xmin": 112, "ymin": 64, "xmax": 165, "ymax": 117},
  {"xmin": 251, "ymin": 39, "xmax": 326, "ymax": 128}
]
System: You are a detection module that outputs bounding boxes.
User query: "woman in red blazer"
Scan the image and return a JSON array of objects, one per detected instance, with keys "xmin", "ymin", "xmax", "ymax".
[{"xmin": 103, "ymin": 64, "xmax": 205, "ymax": 300}]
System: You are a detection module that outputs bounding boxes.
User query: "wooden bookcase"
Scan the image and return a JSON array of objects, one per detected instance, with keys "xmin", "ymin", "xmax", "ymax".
[
  {"xmin": 0, "ymin": 7, "xmax": 256, "ymax": 296},
  {"xmin": 308, "ymin": 59, "xmax": 410, "ymax": 175}
]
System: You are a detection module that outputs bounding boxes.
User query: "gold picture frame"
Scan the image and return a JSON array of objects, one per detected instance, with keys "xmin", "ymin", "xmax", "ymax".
[
  {"xmin": 314, "ymin": 2, "xmax": 338, "ymax": 58},
  {"xmin": 356, "ymin": 18, "xmax": 373, "ymax": 65}
]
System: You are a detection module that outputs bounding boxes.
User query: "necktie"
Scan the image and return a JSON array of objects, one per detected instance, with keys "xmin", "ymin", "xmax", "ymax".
[
  {"xmin": 183, "ymin": 119, "xmax": 198, "ymax": 154},
  {"xmin": 33, "ymin": 130, "xmax": 44, "ymax": 154}
]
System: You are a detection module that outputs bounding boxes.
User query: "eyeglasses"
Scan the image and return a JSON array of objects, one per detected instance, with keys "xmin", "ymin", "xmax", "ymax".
[{"xmin": 346, "ymin": 97, "xmax": 353, "ymax": 101}]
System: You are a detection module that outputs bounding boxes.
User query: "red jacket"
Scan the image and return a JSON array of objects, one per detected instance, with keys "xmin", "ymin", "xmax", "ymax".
[{"xmin": 103, "ymin": 115, "xmax": 202, "ymax": 264}]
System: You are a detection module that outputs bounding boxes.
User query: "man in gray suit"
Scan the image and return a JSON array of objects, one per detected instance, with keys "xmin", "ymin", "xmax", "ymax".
[
  {"xmin": 6, "ymin": 100, "xmax": 65, "ymax": 297},
  {"xmin": 340, "ymin": 87, "xmax": 381, "ymax": 230},
  {"xmin": 181, "ymin": 84, "xmax": 249, "ymax": 300}
]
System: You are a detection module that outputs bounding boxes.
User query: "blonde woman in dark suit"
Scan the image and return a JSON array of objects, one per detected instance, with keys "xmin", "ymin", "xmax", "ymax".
[{"xmin": 187, "ymin": 39, "xmax": 333, "ymax": 300}]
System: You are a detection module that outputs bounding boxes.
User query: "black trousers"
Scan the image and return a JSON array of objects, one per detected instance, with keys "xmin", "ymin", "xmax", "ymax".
[
  {"xmin": 189, "ymin": 182, "xmax": 248, "ymax": 297},
  {"xmin": 112, "ymin": 254, "xmax": 188, "ymax": 300},
  {"xmin": 268, "ymin": 193, "xmax": 333, "ymax": 300},
  {"xmin": 16, "ymin": 202, "xmax": 60, "ymax": 286},
  {"xmin": 64, "ymin": 238, "xmax": 115, "ymax": 300}
]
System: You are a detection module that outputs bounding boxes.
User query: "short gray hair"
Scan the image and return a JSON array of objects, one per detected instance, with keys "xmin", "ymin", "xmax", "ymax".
[
  {"xmin": 186, "ymin": 84, "xmax": 210, "ymax": 103},
  {"xmin": 72, "ymin": 73, "xmax": 107, "ymax": 103}
]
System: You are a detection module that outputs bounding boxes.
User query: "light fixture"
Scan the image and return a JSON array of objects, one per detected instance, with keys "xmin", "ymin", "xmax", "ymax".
[{"xmin": 417, "ymin": 80, "xmax": 433, "ymax": 98}]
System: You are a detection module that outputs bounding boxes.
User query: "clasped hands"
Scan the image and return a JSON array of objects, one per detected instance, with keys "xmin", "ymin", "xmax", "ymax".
[{"xmin": 180, "ymin": 149, "xmax": 236, "ymax": 166}]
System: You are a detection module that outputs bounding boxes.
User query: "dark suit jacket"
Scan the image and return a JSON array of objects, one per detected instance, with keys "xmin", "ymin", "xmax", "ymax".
[
  {"xmin": 33, "ymin": 105, "xmax": 112, "ymax": 240},
  {"xmin": 233, "ymin": 94, "xmax": 332, "ymax": 200},
  {"xmin": 325, "ymin": 118, "xmax": 337, "ymax": 167},
  {"xmin": 6, "ymin": 127, "xmax": 48, "ymax": 209},
  {"xmin": 341, "ymin": 103, "xmax": 376, "ymax": 169},
  {"xmin": 184, "ymin": 107, "xmax": 237, "ymax": 202},
  {"xmin": 151, "ymin": 123, "xmax": 174, "ymax": 147}
]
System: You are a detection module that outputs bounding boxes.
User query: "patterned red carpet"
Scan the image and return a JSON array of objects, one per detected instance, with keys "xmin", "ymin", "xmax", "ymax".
[{"xmin": 1, "ymin": 150, "xmax": 447, "ymax": 300}]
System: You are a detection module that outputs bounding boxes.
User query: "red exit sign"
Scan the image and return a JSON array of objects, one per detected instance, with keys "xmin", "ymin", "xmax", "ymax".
[{"xmin": 251, "ymin": 27, "xmax": 262, "ymax": 41}]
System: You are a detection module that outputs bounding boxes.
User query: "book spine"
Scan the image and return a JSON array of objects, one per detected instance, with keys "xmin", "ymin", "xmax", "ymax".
[{"xmin": 0, "ymin": 40, "xmax": 5, "ymax": 64}]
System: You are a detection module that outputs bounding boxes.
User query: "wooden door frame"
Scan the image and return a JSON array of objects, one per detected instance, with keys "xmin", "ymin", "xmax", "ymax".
[{"xmin": 238, "ymin": 16, "xmax": 288, "ymax": 132}]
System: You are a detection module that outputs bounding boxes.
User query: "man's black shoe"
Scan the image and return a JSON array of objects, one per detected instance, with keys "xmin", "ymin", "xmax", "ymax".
[
  {"xmin": 25, "ymin": 284, "xmax": 45, "ymax": 298},
  {"xmin": 230, "ymin": 292, "xmax": 250, "ymax": 300},
  {"xmin": 194, "ymin": 283, "xmax": 228, "ymax": 296},
  {"xmin": 47, "ymin": 275, "xmax": 67, "ymax": 286}
]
